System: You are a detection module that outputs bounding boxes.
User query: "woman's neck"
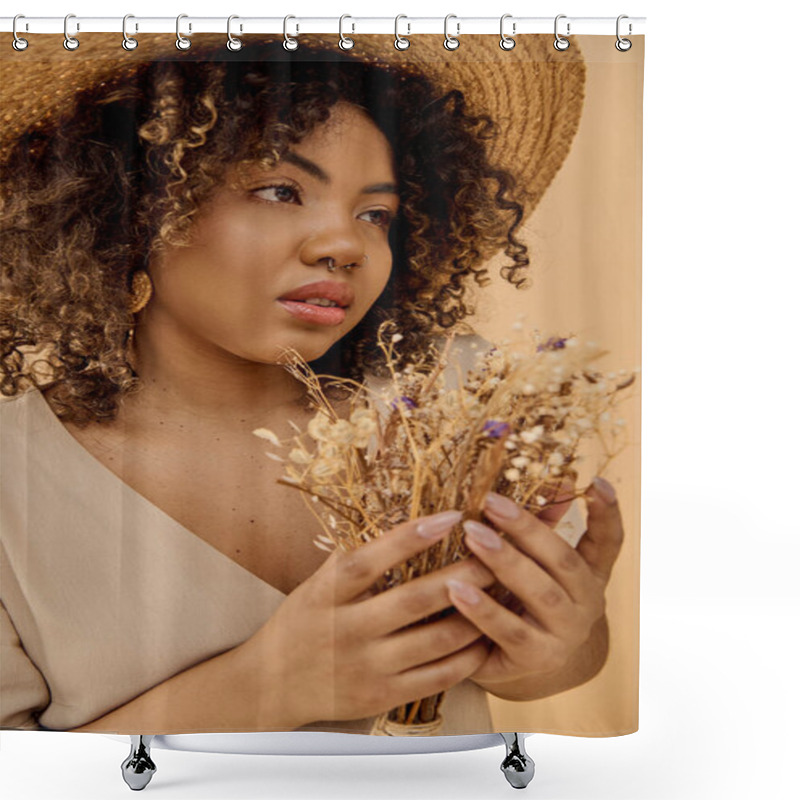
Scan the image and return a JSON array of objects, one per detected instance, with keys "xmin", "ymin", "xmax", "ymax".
[{"xmin": 126, "ymin": 323, "xmax": 312, "ymax": 431}]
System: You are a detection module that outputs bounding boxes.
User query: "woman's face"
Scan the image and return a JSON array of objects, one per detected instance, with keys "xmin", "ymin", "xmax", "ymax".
[{"xmin": 144, "ymin": 101, "xmax": 399, "ymax": 366}]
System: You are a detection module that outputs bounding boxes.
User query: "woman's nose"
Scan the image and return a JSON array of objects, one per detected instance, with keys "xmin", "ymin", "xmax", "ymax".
[{"xmin": 299, "ymin": 217, "xmax": 366, "ymax": 270}]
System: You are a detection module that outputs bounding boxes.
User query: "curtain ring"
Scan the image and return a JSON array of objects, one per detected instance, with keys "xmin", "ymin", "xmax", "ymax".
[
  {"xmin": 227, "ymin": 15, "xmax": 242, "ymax": 51},
  {"xmin": 443, "ymin": 13, "xmax": 460, "ymax": 51},
  {"xmin": 499, "ymin": 14, "xmax": 515, "ymax": 50},
  {"xmin": 615, "ymin": 15, "xmax": 632, "ymax": 52},
  {"xmin": 176, "ymin": 14, "xmax": 191, "ymax": 50},
  {"xmin": 122, "ymin": 14, "xmax": 138, "ymax": 50},
  {"xmin": 554, "ymin": 14, "xmax": 570, "ymax": 51},
  {"xmin": 12, "ymin": 14, "xmax": 28, "ymax": 51},
  {"xmin": 283, "ymin": 15, "xmax": 298, "ymax": 51},
  {"xmin": 394, "ymin": 14, "xmax": 410, "ymax": 50},
  {"xmin": 63, "ymin": 13, "xmax": 79, "ymax": 50},
  {"xmin": 339, "ymin": 15, "xmax": 354, "ymax": 50}
]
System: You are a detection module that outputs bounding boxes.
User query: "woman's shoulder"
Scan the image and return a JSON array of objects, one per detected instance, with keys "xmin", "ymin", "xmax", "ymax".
[{"xmin": 0, "ymin": 387, "xmax": 40, "ymax": 414}]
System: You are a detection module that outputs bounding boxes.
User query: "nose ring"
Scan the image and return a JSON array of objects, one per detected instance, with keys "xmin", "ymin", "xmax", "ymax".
[{"xmin": 327, "ymin": 255, "xmax": 369, "ymax": 272}]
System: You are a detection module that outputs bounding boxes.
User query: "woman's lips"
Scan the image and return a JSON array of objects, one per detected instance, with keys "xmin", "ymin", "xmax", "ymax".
[{"xmin": 277, "ymin": 299, "xmax": 348, "ymax": 326}]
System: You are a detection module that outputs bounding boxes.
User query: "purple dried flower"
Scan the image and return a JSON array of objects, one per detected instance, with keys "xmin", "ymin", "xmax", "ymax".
[
  {"xmin": 390, "ymin": 395, "xmax": 418, "ymax": 412},
  {"xmin": 536, "ymin": 336, "xmax": 568, "ymax": 353},
  {"xmin": 537, "ymin": 336, "xmax": 569, "ymax": 352},
  {"xmin": 482, "ymin": 420, "xmax": 510, "ymax": 438}
]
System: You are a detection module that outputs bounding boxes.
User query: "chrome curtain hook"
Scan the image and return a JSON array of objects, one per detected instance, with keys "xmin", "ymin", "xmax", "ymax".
[
  {"xmin": 122, "ymin": 14, "xmax": 138, "ymax": 50},
  {"xmin": 499, "ymin": 14, "xmax": 516, "ymax": 50},
  {"xmin": 176, "ymin": 13, "xmax": 191, "ymax": 50},
  {"xmin": 443, "ymin": 13, "xmax": 460, "ymax": 51},
  {"xmin": 394, "ymin": 14, "xmax": 410, "ymax": 50},
  {"xmin": 12, "ymin": 14, "xmax": 28, "ymax": 51},
  {"xmin": 63, "ymin": 13, "xmax": 79, "ymax": 50},
  {"xmin": 339, "ymin": 15, "xmax": 354, "ymax": 50},
  {"xmin": 283, "ymin": 15, "xmax": 298, "ymax": 51},
  {"xmin": 616, "ymin": 14, "xmax": 632, "ymax": 52},
  {"xmin": 554, "ymin": 14, "xmax": 571, "ymax": 51},
  {"xmin": 227, "ymin": 15, "xmax": 242, "ymax": 51}
]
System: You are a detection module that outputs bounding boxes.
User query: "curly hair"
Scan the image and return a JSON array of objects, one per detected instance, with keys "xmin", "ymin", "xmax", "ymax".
[{"xmin": 0, "ymin": 41, "xmax": 531, "ymax": 426}]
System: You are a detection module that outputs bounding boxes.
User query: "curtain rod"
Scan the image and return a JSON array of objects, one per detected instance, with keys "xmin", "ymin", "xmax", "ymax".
[{"xmin": 1, "ymin": 16, "xmax": 646, "ymax": 38}]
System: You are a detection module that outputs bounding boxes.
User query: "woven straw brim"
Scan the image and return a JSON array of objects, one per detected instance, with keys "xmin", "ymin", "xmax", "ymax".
[{"xmin": 0, "ymin": 32, "xmax": 585, "ymax": 225}]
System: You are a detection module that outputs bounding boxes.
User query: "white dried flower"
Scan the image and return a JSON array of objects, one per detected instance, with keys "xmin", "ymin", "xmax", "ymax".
[
  {"xmin": 311, "ymin": 461, "xmax": 338, "ymax": 479},
  {"xmin": 391, "ymin": 333, "xmax": 404, "ymax": 343},
  {"xmin": 252, "ymin": 428, "xmax": 281, "ymax": 446},
  {"xmin": 328, "ymin": 419, "xmax": 356, "ymax": 445},
  {"xmin": 520, "ymin": 426, "xmax": 544, "ymax": 444},
  {"xmin": 289, "ymin": 448, "xmax": 314, "ymax": 465},
  {"xmin": 308, "ymin": 414, "xmax": 332, "ymax": 441},
  {"xmin": 504, "ymin": 467, "xmax": 521, "ymax": 482}
]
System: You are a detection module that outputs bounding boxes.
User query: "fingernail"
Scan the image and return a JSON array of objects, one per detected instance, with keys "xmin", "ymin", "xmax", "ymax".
[
  {"xmin": 592, "ymin": 476, "xmax": 617, "ymax": 504},
  {"xmin": 416, "ymin": 510, "xmax": 463, "ymax": 539},
  {"xmin": 463, "ymin": 520, "xmax": 503, "ymax": 550},
  {"xmin": 445, "ymin": 579, "xmax": 481, "ymax": 605},
  {"xmin": 483, "ymin": 492, "xmax": 521, "ymax": 519}
]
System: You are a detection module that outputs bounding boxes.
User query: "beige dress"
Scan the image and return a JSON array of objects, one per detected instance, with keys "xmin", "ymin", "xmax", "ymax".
[{"xmin": 0, "ymin": 336, "xmax": 498, "ymax": 734}]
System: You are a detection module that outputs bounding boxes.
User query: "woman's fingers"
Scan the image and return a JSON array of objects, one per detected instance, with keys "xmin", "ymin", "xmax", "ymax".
[
  {"xmin": 318, "ymin": 509, "xmax": 464, "ymax": 606},
  {"xmin": 356, "ymin": 553, "xmax": 496, "ymax": 639},
  {"xmin": 576, "ymin": 480, "xmax": 625, "ymax": 583},
  {"xmin": 480, "ymin": 491, "xmax": 598, "ymax": 606},
  {"xmin": 460, "ymin": 519, "xmax": 580, "ymax": 634},
  {"xmin": 444, "ymin": 579, "xmax": 563, "ymax": 682},
  {"xmin": 376, "ymin": 612, "xmax": 486, "ymax": 673}
]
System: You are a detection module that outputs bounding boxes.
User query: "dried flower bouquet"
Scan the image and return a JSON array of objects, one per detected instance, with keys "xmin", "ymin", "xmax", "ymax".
[{"xmin": 253, "ymin": 319, "xmax": 638, "ymax": 735}]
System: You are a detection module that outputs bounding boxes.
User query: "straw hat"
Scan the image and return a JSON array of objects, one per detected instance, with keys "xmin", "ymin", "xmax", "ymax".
[{"xmin": 0, "ymin": 31, "xmax": 585, "ymax": 224}]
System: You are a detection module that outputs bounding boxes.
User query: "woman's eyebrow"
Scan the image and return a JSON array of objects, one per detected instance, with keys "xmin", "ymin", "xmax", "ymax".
[{"xmin": 281, "ymin": 150, "xmax": 399, "ymax": 196}]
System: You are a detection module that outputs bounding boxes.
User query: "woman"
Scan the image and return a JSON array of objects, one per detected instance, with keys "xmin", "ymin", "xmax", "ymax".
[{"xmin": 0, "ymin": 33, "xmax": 622, "ymax": 734}]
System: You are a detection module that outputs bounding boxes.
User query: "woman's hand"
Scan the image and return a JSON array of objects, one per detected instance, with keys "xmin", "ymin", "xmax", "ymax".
[
  {"xmin": 444, "ymin": 477, "xmax": 624, "ymax": 695},
  {"xmin": 235, "ymin": 510, "xmax": 496, "ymax": 729}
]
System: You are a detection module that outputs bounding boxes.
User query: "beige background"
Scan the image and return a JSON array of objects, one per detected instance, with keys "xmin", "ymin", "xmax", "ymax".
[{"xmin": 470, "ymin": 35, "xmax": 644, "ymax": 735}]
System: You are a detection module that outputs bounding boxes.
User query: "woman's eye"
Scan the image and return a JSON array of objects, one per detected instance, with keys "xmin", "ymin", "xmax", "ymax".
[
  {"xmin": 252, "ymin": 183, "xmax": 301, "ymax": 203},
  {"xmin": 361, "ymin": 209, "xmax": 396, "ymax": 228},
  {"xmin": 252, "ymin": 184, "xmax": 395, "ymax": 229}
]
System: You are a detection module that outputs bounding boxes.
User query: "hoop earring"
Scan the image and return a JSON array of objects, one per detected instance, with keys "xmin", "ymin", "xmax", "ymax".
[
  {"xmin": 126, "ymin": 271, "xmax": 153, "ymax": 371},
  {"xmin": 128, "ymin": 270, "xmax": 153, "ymax": 314}
]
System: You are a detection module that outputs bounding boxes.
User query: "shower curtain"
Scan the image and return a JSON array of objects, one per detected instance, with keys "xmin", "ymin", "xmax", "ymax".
[{"xmin": 0, "ymin": 31, "xmax": 643, "ymax": 738}]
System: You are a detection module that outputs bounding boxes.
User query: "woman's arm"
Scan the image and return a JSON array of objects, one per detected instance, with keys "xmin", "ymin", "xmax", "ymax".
[{"xmin": 71, "ymin": 643, "xmax": 305, "ymax": 734}]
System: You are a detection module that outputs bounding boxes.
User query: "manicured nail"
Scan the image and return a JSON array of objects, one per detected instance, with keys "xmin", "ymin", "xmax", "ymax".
[
  {"xmin": 416, "ymin": 510, "xmax": 463, "ymax": 539},
  {"xmin": 463, "ymin": 520, "xmax": 503, "ymax": 550},
  {"xmin": 483, "ymin": 492, "xmax": 521, "ymax": 520},
  {"xmin": 592, "ymin": 476, "xmax": 617, "ymax": 504},
  {"xmin": 445, "ymin": 579, "xmax": 481, "ymax": 605}
]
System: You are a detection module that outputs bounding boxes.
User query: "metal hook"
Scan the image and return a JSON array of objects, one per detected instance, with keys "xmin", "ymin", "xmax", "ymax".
[
  {"xmin": 63, "ymin": 13, "xmax": 79, "ymax": 50},
  {"xmin": 499, "ymin": 14, "xmax": 516, "ymax": 50},
  {"xmin": 554, "ymin": 14, "xmax": 570, "ymax": 51},
  {"xmin": 339, "ymin": 15, "xmax": 354, "ymax": 50},
  {"xmin": 176, "ymin": 13, "xmax": 191, "ymax": 50},
  {"xmin": 394, "ymin": 14, "xmax": 410, "ymax": 51},
  {"xmin": 12, "ymin": 14, "xmax": 28, "ymax": 51},
  {"xmin": 122, "ymin": 14, "xmax": 138, "ymax": 50},
  {"xmin": 227, "ymin": 15, "xmax": 242, "ymax": 51},
  {"xmin": 615, "ymin": 14, "xmax": 632, "ymax": 52},
  {"xmin": 283, "ymin": 15, "xmax": 298, "ymax": 51},
  {"xmin": 443, "ymin": 13, "xmax": 460, "ymax": 51}
]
